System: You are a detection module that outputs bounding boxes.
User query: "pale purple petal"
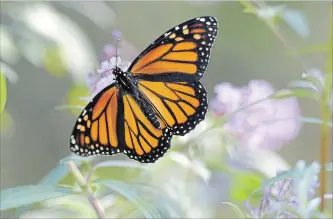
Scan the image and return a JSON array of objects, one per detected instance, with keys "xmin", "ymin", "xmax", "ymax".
[
  {"xmin": 103, "ymin": 44, "xmax": 117, "ymax": 59},
  {"xmin": 112, "ymin": 30, "xmax": 122, "ymax": 40},
  {"xmin": 210, "ymin": 82, "xmax": 243, "ymax": 116},
  {"xmin": 210, "ymin": 80, "xmax": 301, "ymax": 151}
]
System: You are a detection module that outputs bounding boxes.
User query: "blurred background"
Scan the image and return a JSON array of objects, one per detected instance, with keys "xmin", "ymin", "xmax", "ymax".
[{"xmin": 0, "ymin": 1, "xmax": 332, "ymax": 218}]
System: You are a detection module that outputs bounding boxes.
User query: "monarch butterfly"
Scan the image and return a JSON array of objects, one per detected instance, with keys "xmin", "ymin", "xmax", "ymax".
[{"xmin": 70, "ymin": 16, "xmax": 218, "ymax": 163}]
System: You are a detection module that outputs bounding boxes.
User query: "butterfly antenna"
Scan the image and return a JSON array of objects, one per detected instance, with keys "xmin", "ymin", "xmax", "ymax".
[{"xmin": 115, "ymin": 38, "xmax": 119, "ymax": 68}]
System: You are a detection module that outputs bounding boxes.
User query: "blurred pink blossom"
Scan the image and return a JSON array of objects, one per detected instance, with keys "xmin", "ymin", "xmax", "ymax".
[{"xmin": 210, "ymin": 80, "xmax": 301, "ymax": 150}]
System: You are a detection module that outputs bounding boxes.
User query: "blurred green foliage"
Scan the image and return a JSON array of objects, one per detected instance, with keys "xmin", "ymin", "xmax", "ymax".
[
  {"xmin": 43, "ymin": 46, "xmax": 67, "ymax": 78},
  {"xmin": 0, "ymin": 70, "xmax": 7, "ymax": 113}
]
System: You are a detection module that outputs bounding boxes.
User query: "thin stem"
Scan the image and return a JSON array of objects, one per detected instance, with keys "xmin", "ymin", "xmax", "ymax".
[
  {"xmin": 67, "ymin": 161, "xmax": 105, "ymax": 219},
  {"xmin": 319, "ymin": 2, "xmax": 333, "ymax": 212}
]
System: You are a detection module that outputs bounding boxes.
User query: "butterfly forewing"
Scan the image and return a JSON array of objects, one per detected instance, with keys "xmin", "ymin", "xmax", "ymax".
[
  {"xmin": 70, "ymin": 84, "xmax": 122, "ymax": 157},
  {"xmin": 128, "ymin": 16, "xmax": 218, "ymax": 82}
]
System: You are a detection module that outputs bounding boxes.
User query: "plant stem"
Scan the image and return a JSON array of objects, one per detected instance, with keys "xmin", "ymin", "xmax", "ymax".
[
  {"xmin": 319, "ymin": 2, "xmax": 333, "ymax": 212},
  {"xmin": 67, "ymin": 161, "xmax": 105, "ymax": 219}
]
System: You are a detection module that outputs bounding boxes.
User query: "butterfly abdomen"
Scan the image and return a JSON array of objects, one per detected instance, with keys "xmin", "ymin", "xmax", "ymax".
[{"xmin": 137, "ymin": 92, "xmax": 163, "ymax": 130}]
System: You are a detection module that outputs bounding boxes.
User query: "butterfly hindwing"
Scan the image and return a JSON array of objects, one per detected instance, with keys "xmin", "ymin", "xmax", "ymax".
[
  {"xmin": 121, "ymin": 93, "xmax": 173, "ymax": 163},
  {"xmin": 128, "ymin": 16, "xmax": 218, "ymax": 81},
  {"xmin": 70, "ymin": 83, "xmax": 122, "ymax": 157},
  {"xmin": 137, "ymin": 80, "xmax": 207, "ymax": 136}
]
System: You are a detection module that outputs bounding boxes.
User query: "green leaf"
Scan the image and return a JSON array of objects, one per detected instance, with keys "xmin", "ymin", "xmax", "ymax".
[
  {"xmin": 221, "ymin": 202, "xmax": 246, "ymax": 218},
  {"xmin": 93, "ymin": 166, "xmax": 142, "ymax": 182},
  {"xmin": 0, "ymin": 70, "xmax": 7, "ymax": 113},
  {"xmin": 259, "ymin": 168, "xmax": 296, "ymax": 189},
  {"xmin": 42, "ymin": 195, "xmax": 96, "ymax": 218},
  {"xmin": 94, "ymin": 180, "xmax": 162, "ymax": 219},
  {"xmin": 281, "ymin": 9, "xmax": 310, "ymax": 38},
  {"xmin": 242, "ymin": 7, "xmax": 255, "ymax": 14},
  {"xmin": 91, "ymin": 160, "xmax": 149, "ymax": 182},
  {"xmin": 230, "ymin": 172, "xmax": 262, "ymax": 203},
  {"xmin": 18, "ymin": 208, "xmax": 79, "ymax": 219},
  {"xmin": 93, "ymin": 160, "xmax": 148, "ymax": 171},
  {"xmin": 0, "ymin": 109, "xmax": 14, "ymax": 135},
  {"xmin": 43, "ymin": 46, "xmax": 67, "ymax": 77},
  {"xmin": 270, "ymin": 89, "xmax": 319, "ymax": 100},
  {"xmin": 40, "ymin": 156, "xmax": 86, "ymax": 186},
  {"xmin": 17, "ymin": 159, "xmax": 78, "ymax": 217},
  {"xmin": 0, "ymin": 185, "xmax": 74, "ymax": 210},
  {"xmin": 299, "ymin": 116, "xmax": 333, "ymax": 127},
  {"xmin": 66, "ymin": 84, "xmax": 89, "ymax": 116},
  {"xmin": 288, "ymin": 80, "xmax": 317, "ymax": 90}
]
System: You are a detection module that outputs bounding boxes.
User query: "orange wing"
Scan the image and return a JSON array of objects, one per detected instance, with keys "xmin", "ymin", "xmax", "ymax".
[
  {"xmin": 70, "ymin": 84, "xmax": 121, "ymax": 157},
  {"xmin": 122, "ymin": 94, "xmax": 172, "ymax": 163},
  {"xmin": 128, "ymin": 16, "xmax": 218, "ymax": 81},
  {"xmin": 137, "ymin": 81, "xmax": 207, "ymax": 136}
]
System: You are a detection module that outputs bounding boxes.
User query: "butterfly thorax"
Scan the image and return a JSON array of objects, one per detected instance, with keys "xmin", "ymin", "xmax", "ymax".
[
  {"xmin": 112, "ymin": 67, "xmax": 134, "ymax": 92},
  {"xmin": 112, "ymin": 67, "xmax": 161, "ymax": 129}
]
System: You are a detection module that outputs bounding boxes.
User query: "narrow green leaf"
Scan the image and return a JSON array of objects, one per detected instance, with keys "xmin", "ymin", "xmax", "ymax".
[
  {"xmin": 131, "ymin": 183, "xmax": 183, "ymax": 218},
  {"xmin": 281, "ymin": 9, "xmax": 310, "ymax": 38},
  {"xmin": 248, "ymin": 168, "xmax": 296, "ymax": 201},
  {"xmin": 42, "ymin": 195, "xmax": 96, "ymax": 218},
  {"xmin": 221, "ymin": 202, "xmax": 246, "ymax": 218},
  {"xmin": 243, "ymin": 7, "xmax": 255, "ymax": 14},
  {"xmin": 91, "ymin": 160, "xmax": 148, "ymax": 182},
  {"xmin": 93, "ymin": 160, "xmax": 148, "ymax": 171},
  {"xmin": 0, "ymin": 185, "xmax": 74, "ymax": 210},
  {"xmin": 40, "ymin": 156, "xmax": 85, "ymax": 186},
  {"xmin": 0, "ymin": 70, "xmax": 7, "ymax": 113},
  {"xmin": 94, "ymin": 180, "xmax": 162, "ymax": 219},
  {"xmin": 58, "ymin": 156, "xmax": 92, "ymax": 186},
  {"xmin": 299, "ymin": 116, "xmax": 333, "ymax": 127},
  {"xmin": 288, "ymin": 80, "xmax": 317, "ymax": 90},
  {"xmin": 270, "ymin": 89, "xmax": 319, "ymax": 100},
  {"xmin": 18, "ymin": 208, "xmax": 79, "ymax": 219},
  {"xmin": 16, "ymin": 157, "xmax": 84, "ymax": 217}
]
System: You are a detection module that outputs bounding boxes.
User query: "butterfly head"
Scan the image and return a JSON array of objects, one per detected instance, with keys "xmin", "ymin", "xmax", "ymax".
[{"xmin": 112, "ymin": 66, "xmax": 128, "ymax": 77}]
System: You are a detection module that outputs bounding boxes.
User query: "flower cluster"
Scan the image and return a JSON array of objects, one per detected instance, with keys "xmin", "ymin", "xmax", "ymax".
[
  {"xmin": 210, "ymin": 80, "xmax": 301, "ymax": 151},
  {"xmin": 245, "ymin": 160, "xmax": 331, "ymax": 218},
  {"xmin": 86, "ymin": 30, "xmax": 133, "ymax": 98}
]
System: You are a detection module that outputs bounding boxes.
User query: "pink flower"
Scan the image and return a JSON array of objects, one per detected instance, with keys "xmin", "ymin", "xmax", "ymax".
[
  {"xmin": 85, "ymin": 30, "xmax": 134, "ymax": 100},
  {"xmin": 210, "ymin": 80, "xmax": 301, "ymax": 151},
  {"xmin": 87, "ymin": 57, "xmax": 130, "ymax": 98}
]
